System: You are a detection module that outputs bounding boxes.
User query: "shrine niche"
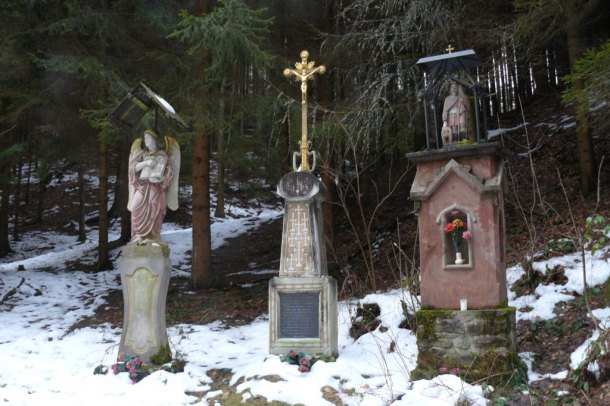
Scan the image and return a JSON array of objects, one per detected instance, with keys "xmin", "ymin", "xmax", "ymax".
[{"xmin": 437, "ymin": 206, "xmax": 474, "ymax": 268}]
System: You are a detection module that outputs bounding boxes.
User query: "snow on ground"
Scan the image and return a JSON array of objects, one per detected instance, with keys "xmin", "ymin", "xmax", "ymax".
[
  {"xmin": 1, "ymin": 196, "xmax": 609, "ymax": 405},
  {"xmin": 507, "ymin": 250, "xmax": 610, "ymax": 322},
  {"xmin": 506, "ymin": 245, "xmax": 610, "ymax": 383},
  {"xmin": 487, "ymin": 123, "xmax": 526, "ymax": 139}
]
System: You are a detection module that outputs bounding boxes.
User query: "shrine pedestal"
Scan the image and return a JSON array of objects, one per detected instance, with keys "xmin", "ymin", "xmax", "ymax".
[
  {"xmin": 118, "ymin": 243, "xmax": 171, "ymax": 363},
  {"xmin": 269, "ymin": 172, "xmax": 338, "ymax": 357},
  {"xmin": 412, "ymin": 307, "xmax": 520, "ymax": 384},
  {"xmin": 407, "ymin": 143, "xmax": 520, "ymax": 383},
  {"xmin": 268, "ymin": 277, "xmax": 338, "ymax": 356}
]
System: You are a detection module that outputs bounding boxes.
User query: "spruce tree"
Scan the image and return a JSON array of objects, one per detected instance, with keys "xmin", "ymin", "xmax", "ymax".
[{"xmin": 170, "ymin": 0, "xmax": 274, "ymax": 288}]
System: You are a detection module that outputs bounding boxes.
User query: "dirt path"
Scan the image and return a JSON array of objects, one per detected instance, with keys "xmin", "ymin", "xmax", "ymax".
[
  {"xmin": 212, "ymin": 217, "xmax": 283, "ymax": 286},
  {"xmin": 77, "ymin": 217, "xmax": 285, "ymax": 330}
]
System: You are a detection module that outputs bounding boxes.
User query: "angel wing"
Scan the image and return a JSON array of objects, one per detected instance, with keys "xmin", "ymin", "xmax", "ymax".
[
  {"xmin": 164, "ymin": 135, "xmax": 180, "ymax": 211},
  {"xmin": 127, "ymin": 137, "xmax": 143, "ymax": 212}
]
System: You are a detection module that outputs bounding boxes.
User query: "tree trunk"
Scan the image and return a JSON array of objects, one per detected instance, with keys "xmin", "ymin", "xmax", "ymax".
[
  {"xmin": 35, "ymin": 167, "xmax": 48, "ymax": 224},
  {"xmin": 13, "ymin": 158, "xmax": 22, "ymax": 241},
  {"xmin": 25, "ymin": 156, "xmax": 32, "ymax": 205},
  {"xmin": 0, "ymin": 162, "xmax": 12, "ymax": 257},
  {"xmin": 565, "ymin": 2, "xmax": 595, "ymax": 196},
  {"xmin": 214, "ymin": 79, "xmax": 226, "ymax": 218},
  {"xmin": 191, "ymin": 0, "xmax": 213, "ymax": 289},
  {"xmin": 77, "ymin": 162, "xmax": 86, "ymax": 242},
  {"xmin": 191, "ymin": 129, "xmax": 213, "ymax": 289},
  {"xmin": 278, "ymin": 112, "xmax": 290, "ymax": 173},
  {"xmin": 110, "ymin": 133, "xmax": 130, "ymax": 243},
  {"xmin": 97, "ymin": 138, "xmax": 111, "ymax": 270}
]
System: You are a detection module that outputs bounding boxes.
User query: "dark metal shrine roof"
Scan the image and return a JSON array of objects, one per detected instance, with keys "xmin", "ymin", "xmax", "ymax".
[
  {"xmin": 109, "ymin": 81, "xmax": 190, "ymax": 131},
  {"xmin": 416, "ymin": 49, "xmax": 482, "ymax": 77}
]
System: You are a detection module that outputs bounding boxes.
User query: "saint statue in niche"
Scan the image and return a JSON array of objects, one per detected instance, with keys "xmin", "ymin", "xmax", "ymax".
[
  {"xmin": 127, "ymin": 129, "xmax": 180, "ymax": 245},
  {"xmin": 441, "ymin": 83, "xmax": 471, "ymax": 144}
]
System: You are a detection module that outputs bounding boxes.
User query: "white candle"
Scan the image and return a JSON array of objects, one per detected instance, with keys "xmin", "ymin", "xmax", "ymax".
[{"xmin": 460, "ymin": 299, "xmax": 468, "ymax": 311}]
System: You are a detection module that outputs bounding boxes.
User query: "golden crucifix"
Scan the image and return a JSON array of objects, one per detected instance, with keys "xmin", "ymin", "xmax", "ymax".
[{"xmin": 283, "ymin": 50, "xmax": 326, "ymax": 172}]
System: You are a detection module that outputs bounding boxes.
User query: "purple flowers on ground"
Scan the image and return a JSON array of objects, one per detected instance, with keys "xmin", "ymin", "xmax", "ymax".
[{"xmin": 112, "ymin": 353, "xmax": 149, "ymax": 383}]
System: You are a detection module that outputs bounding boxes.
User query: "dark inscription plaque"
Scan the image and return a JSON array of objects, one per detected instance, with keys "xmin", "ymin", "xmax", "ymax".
[{"xmin": 279, "ymin": 292, "xmax": 320, "ymax": 339}]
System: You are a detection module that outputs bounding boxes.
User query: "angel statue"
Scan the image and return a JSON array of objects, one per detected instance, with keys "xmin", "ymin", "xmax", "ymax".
[{"xmin": 127, "ymin": 129, "xmax": 180, "ymax": 245}]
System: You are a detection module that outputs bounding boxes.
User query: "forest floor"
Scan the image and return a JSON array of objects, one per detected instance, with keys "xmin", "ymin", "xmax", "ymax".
[{"xmin": 11, "ymin": 94, "xmax": 610, "ymax": 405}]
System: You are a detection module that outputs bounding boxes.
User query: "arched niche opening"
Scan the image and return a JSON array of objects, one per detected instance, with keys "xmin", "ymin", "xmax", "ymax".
[{"xmin": 436, "ymin": 205, "xmax": 476, "ymax": 268}]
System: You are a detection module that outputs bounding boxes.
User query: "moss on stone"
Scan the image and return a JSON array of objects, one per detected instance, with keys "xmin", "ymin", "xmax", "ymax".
[
  {"xmin": 413, "ymin": 348, "xmax": 524, "ymax": 386},
  {"xmin": 411, "ymin": 350, "xmax": 462, "ymax": 380},
  {"xmin": 414, "ymin": 308, "xmax": 522, "ymax": 386},
  {"xmin": 478, "ymin": 307, "xmax": 515, "ymax": 330},
  {"xmin": 415, "ymin": 309, "xmax": 452, "ymax": 342},
  {"xmin": 487, "ymin": 301, "xmax": 511, "ymax": 309},
  {"xmin": 150, "ymin": 343, "xmax": 172, "ymax": 365}
]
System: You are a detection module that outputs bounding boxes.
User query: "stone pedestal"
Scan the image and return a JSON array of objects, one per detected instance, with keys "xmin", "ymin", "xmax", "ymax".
[
  {"xmin": 407, "ymin": 143, "xmax": 518, "ymax": 383},
  {"xmin": 269, "ymin": 277, "xmax": 338, "ymax": 356},
  {"xmin": 119, "ymin": 243, "xmax": 171, "ymax": 363},
  {"xmin": 269, "ymin": 172, "xmax": 338, "ymax": 357},
  {"xmin": 413, "ymin": 308, "xmax": 519, "ymax": 383}
]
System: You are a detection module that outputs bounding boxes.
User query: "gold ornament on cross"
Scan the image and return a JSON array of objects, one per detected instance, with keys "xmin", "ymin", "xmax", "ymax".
[
  {"xmin": 283, "ymin": 50, "xmax": 326, "ymax": 172},
  {"xmin": 445, "ymin": 44, "xmax": 455, "ymax": 53}
]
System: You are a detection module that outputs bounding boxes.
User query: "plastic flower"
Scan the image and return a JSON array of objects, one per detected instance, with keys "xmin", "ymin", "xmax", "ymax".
[
  {"xmin": 135, "ymin": 358, "xmax": 143, "ymax": 366},
  {"xmin": 451, "ymin": 219, "xmax": 465, "ymax": 229},
  {"xmin": 439, "ymin": 367, "xmax": 448, "ymax": 374},
  {"xmin": 445, "ymin": 217, "xmax": 471, "ymax": 252},
  {"xmin": 118, "ymin": 353, "xmax": 125, "ymax": 362}
]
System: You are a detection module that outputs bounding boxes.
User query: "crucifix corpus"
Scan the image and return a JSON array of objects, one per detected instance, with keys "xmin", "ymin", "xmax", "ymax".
[{"xmin": 283, "ymin": 50, "xmax": 326, "ymax": 172}]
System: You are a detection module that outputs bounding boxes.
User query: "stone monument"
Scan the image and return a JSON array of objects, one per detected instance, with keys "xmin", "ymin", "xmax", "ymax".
[
  {"xmin": 269, "ymin": 51, "xmax": 338, "ymax": 357},
  {"xmin": 408, "ymin": 47, "xmax": 518, "ymax": 384},
  {"xmin": 118, "ymin": 130, "xmax": 180, "ymax": 363}
]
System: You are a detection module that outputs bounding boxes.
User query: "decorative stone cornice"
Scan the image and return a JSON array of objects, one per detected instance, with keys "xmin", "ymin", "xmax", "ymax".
[{"xmin": 410, "ymin": 158, "xmax": 504, "ymax": 200}]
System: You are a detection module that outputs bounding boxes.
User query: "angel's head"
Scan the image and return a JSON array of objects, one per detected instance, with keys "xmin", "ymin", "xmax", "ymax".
[{"xmin": 143, "ymin": 130, "xmax": 159, "ymax": 152}]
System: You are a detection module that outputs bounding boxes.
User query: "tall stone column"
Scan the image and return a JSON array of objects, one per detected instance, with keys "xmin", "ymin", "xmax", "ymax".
[{"xmin": 269, "ymin": 172, "xmax": 338, "ymax": 356}]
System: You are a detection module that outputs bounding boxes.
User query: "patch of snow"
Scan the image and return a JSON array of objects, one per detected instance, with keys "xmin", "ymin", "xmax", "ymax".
[
  {"xmin": 570, "ymin": 307, "xmax": 610, "ymax": 371},
  {"xmin": 226, "ymin": 269, "xmax": 278, "ymax": 277},
  {"xmin": 487, "ymin": 124, "xmax": 526, "ymax": 139},
  {"xmin": 508, "ymin": 249, "xmax": 610, "ymax": 321},
  {"xmin": 589, "ymin": 101, "xmax": 607, "ymax": 112}
]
